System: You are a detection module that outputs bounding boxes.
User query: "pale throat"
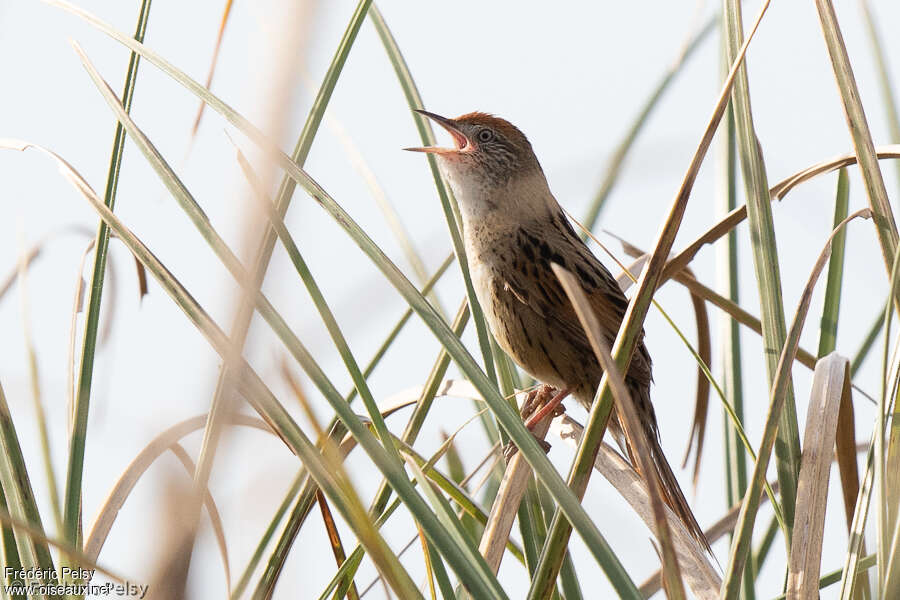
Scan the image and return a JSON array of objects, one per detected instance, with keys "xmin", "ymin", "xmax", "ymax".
[{"xmin": 445, "ymin": 166, "xmax": 556, "ymax": 233}]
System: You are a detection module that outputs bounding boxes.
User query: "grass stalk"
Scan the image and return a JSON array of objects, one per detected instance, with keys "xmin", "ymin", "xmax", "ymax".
[
  {"xmin": 724, "ymin": 0, "xmax": 801, "ymax": 545},
  {"xmin": 62, "ymin": 0, "xmax": 152, "ymax": 560}
]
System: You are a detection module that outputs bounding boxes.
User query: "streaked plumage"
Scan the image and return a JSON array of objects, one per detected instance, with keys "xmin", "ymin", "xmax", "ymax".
[{"xmin": 408, "ymin": 110, "xmax": 706, "ymax": 548}]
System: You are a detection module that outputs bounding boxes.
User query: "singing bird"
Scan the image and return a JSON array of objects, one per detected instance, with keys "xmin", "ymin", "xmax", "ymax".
[{"xmin": 406, "ymin": 110, "xmax": 706, "ymax": 547}]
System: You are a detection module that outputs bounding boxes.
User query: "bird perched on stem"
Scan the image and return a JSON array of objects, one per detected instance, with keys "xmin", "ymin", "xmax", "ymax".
[{"xmin": 406, "ymin": 109, "xmax": 707, "ymax": 548}]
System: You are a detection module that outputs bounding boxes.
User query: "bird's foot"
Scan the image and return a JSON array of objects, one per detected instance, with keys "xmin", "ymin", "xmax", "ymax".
[
  {"xmin": 519, "ymin": 385, "xmax": 553, "ymax": 420},
  {"xmin": 503, "ymin": 385, "xmax": 562, "ymax": 462},
  {"xmin": 523, "ymin": 387, "xmax": 571, "ymax": 430}
]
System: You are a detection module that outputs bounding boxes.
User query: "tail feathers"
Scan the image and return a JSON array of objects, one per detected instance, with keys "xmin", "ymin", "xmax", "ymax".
[
  {"xmin": 647, "ymin": 432, "xmax": 711, "ymax": 552},
  {"xmin": 616, "ymin": 383, "xmax": 710, "ymax": 553}
]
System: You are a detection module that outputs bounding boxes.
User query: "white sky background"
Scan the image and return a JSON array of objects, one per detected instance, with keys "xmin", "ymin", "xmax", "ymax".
[{"xmin": 1, "ymin": 0, "xmax": 900, "ymax": 597}]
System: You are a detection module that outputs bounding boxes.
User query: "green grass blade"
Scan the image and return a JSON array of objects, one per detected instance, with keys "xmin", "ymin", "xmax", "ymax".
[
  {"xmin": 851, "ymin": 308, "xmax": 886, "ymax": 377},
  {"xmin": 404, "ymin": 457, "xmax": 507, "ymax": 599},
  {"xmin": 818, "ymin": 169, "xmax": 850, "ymax": 359},
  {"xmin": 233, "ymin": 144, "xmax": 400, "ymax": 464},
  {"xmin": 368, "ymin": 300, "xmax": 470, "ymax": 517},
  {"xmin": 368, "ymin": 0, "xmax": 500, "ymax": 410},
  {"xmin": 0, "ymin": 381, "xmax": 58, "ymax": 593},
  {"xmin": 63, "ymin": 0, "xmax": 152, "ymax": 556},
  {"xmin": 0, "ymin": 485, "xmax": 24, "ymax": 593},
  {"xmin": 715, "ymin": 26, "xmax": 754, "ymax": 597},
  {"xmin": 724, "ymin": 0, "xmax": 801, "ymax": 543}
]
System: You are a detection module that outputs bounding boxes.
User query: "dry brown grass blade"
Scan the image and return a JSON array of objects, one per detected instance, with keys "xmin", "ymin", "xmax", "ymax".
[
  {"xmin": 84, "ymin": 414, "xmax": 271, "ymax": 562},
  {"xmin": 168, "ymin": 442, "xmax": 231, "ymax": 596},
  {"xmin": 684, "ymin": 289, "xmax": 711, "ymax": 483},
  {"xmin": 836, "ymin": 378, "xmax": 861, "ymax": 530},
  {"xmin": 317, "ymin": 489, "xmax": 360, "ymax": 600},
  {"xmin": 478, "ymin": 387, "xmax": 555, "ymax": 575},
  {"xmin": 553, "ymin": 263, "xmax": 686, "ymax": 600},
  {"xmin": 189, "ymin": 0, "xmax": 234, "ymax": 139},
  {"xmin": 664, "ymin": 146, "xmax": 900, "ymax": 282},
  {"xmin": 786, "ymin": 354, "xmax": 850, "ymax": 599},
  {"xmin": 548, "ymin": 415, "xmax": 719, "ymax": 599}
]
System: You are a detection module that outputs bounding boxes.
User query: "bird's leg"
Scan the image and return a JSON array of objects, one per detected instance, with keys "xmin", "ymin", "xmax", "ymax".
[{"xmin": 503, "ymin": 385, "xmax": 567, "ymax": 461}]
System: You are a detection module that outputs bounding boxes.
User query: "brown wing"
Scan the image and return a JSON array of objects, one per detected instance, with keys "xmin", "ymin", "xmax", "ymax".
[{"xmin": 500, "ymin": 220, "xmax": 652, "ymax": 386}]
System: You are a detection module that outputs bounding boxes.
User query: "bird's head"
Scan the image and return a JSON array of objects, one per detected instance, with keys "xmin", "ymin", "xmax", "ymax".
[{"xmin": 406, "ymin": 110, "xmax": 542, "ymax": 194}]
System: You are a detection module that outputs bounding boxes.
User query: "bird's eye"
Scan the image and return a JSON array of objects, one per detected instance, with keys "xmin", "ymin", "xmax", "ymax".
[{"xmin": 477, "ymin": 128, "xmax": 494, "ymax": 143}]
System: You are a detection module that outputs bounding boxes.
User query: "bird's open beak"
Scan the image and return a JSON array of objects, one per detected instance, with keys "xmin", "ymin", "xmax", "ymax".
[{"xmin": 404, "ymin": 109, "xmax": 469, "ymax": 154}]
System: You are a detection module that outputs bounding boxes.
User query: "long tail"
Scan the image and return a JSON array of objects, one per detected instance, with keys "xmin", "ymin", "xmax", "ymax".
[{"xmin": 622, "ymin": 383, "xmax": 710, "ymax": 552}]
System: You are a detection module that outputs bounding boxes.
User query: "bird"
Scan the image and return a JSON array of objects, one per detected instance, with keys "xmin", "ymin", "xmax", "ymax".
[{"xmin": 406, "ymin": 109, "xmax": 707, "ymax": 548}]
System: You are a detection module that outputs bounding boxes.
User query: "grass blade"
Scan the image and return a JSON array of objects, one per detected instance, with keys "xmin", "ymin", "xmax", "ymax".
[
  {"xmin": 63, "ymin": 0, "xmax": 152, "ymax": 557},
  {"xmin": 368, "ymin": 1, "xmax": 501, "ymax": 415},
  {"xmin": 15, "ymin": 237, "xmax": 62, "ymax": 535},
  {"xmin": 0, "ymin": 380, "xmax": 58, "ymax": 592},
  {"xmin": 724, "ymin": 0, "xmax": 801, "ymax": 541},
  {"xmin": 553, "ymin": 264, "xmax": 686, "ymax": 599},
  {"xmin": 786, "ymin": 355, "xmax": 850, "ymax": 599},
  {"xmin": 815, "ymin": 0, "xmax": 899, "ymax": 279},
  {"xmin": 818, "ymin": 169, "xmax": 850, "ymax": 359}
]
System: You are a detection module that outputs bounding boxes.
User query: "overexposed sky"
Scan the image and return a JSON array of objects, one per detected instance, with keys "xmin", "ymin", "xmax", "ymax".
[{"xmin": 2, "ymin": 1, "xmax": 900, "ymax": 597}]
